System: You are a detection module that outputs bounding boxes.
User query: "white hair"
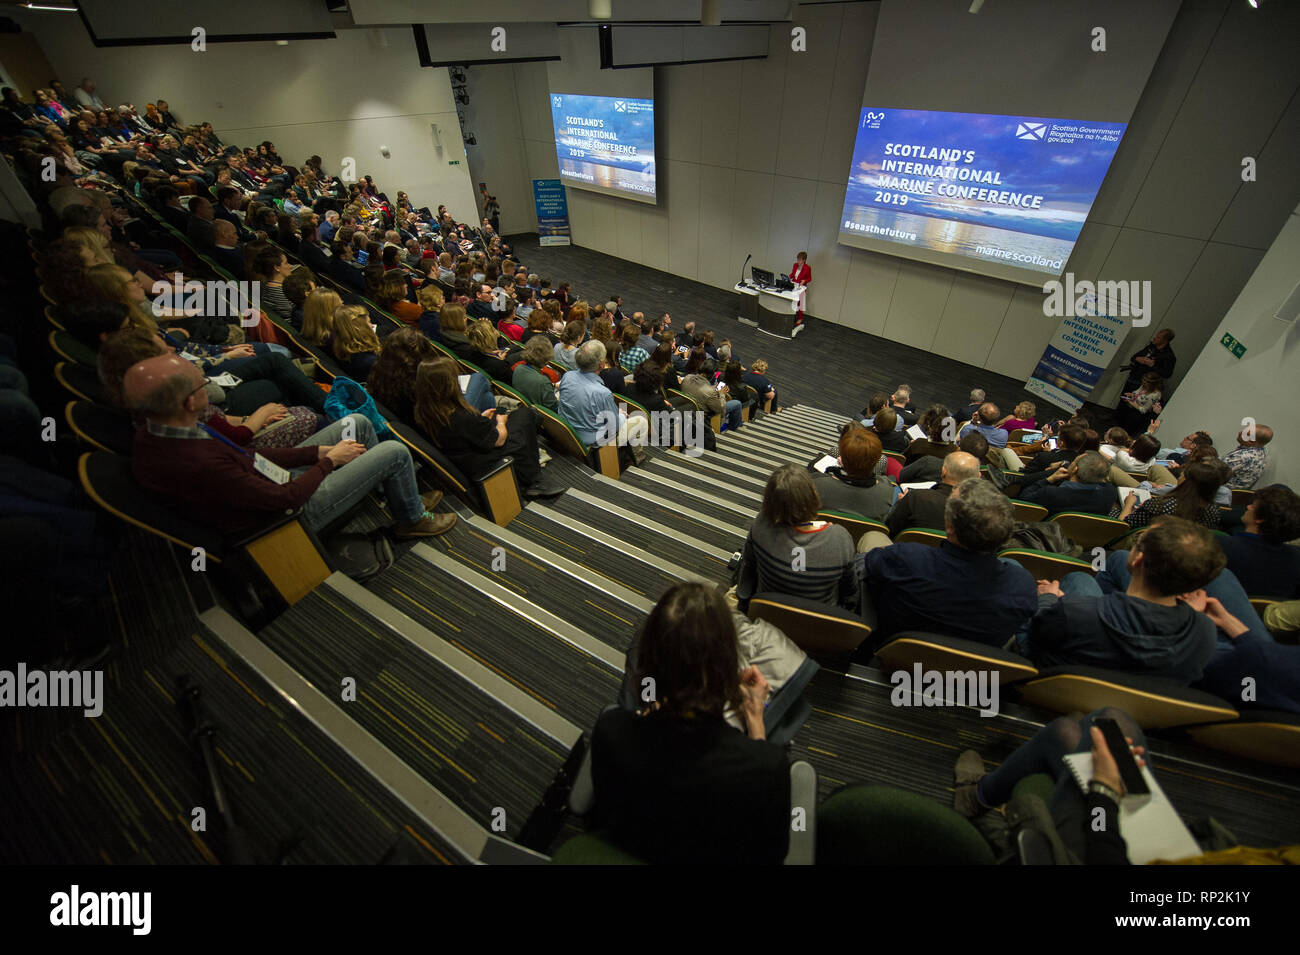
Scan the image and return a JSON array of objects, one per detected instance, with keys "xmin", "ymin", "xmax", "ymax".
[
  {"xmin": 969, "ymin": 388, "xmax": 985, "ymax": 402},
  {"xmin": 575, "ymin": 339, "xmax": 605, "ymax": 373}
]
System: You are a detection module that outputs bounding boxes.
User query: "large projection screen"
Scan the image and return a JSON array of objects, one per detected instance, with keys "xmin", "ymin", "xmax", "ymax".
[
  {"xmin": 840, "ymin": 108, "xmax": 1127, "ymax": 285},
  {"xmin": 838, "ymin": 0, "xmax": 1180, "ymax": 286},
  {"xmin": 551, "ymin": 93, "xmax": 656, "ymax": 203},
  {"xmin": 547, "ymin": 27, "xmax": 657, "ymax": 205}
]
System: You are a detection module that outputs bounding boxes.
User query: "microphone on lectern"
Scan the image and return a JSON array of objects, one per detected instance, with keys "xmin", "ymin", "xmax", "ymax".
[{"xmin": 739, "ymin": 253, "xmax": 752, "ymax": 287}]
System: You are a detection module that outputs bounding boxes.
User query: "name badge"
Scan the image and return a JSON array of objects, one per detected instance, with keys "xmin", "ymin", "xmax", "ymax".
[{"xmin": 253, "ymin": 453, "xmax": 290, "ymax": 484}]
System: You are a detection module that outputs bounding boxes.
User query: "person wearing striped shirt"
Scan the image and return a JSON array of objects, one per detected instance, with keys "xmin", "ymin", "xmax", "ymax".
[{"xmin": 736, "ymin": 464, "xmax": 858, "ymax": 615}]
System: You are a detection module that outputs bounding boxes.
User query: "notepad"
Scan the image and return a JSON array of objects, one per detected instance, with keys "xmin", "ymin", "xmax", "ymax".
[
  {"xmin": 458, "ymin": 375, "xmax": 470, "ymax": 394},
  {"xmin": 1117, "ymin": 486, "xmax": 1151, "ymax": 506},
  {"xmin": 900, "ymin": 482, "xmax": 936, "ymax": 493},
  {"xmin": 905, "ymin": 424, "xmax": 926, "ymax": 441},
  {"xmin": 1062, "ymin": 753, "xmax": 1201, "ymax": 864},
  {"xmin": 811, "ymin": 455, "xmax": 837, "ymax": 473}
]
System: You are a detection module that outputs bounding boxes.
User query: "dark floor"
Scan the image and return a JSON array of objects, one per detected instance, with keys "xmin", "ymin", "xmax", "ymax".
[{"xmin": 507, "ymin": 234, "xmax": 1114, "ymax": 429}]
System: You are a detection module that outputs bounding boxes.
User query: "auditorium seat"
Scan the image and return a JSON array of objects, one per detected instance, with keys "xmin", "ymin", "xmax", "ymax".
[
  {"xmin": 549, "ymin": 833, "xmax": 646, "ymax": 865},
  {"xmin": 815, "ymin": 784, "xmax": 996, "ymax": 865},
  {"xmin": 1015, "ymin": 666, "xmax": 1240, "ymax": 730},
  {"xmin": 893, "ymin": 528, "xmax": 945, "ymax": 547},
  {"xmin": 533, "ymin": 404, "xmax": 620, "ymax": 478},
  {"xmin": 817, "ymin": 509, "xmax": 888, "ymax": 545},
  {"xmin": 65, "ymin": 401, "xmax": 133, "ymax": 455},
  {"xmin": 1048, "ymin": 511, "xmax": 1130, "ymax": 550},
  {"xmin": 1010, "ymin": 499, "xmax": 1049, "ymax": 523},
  {"xmin": 1185, "ymin": 710, "xmax": 1300, "ymax": 769},
  {"xmin": 747, "ymin": 592, "xmax": 873, "ymax": 656},
  {"xmin": 77, "ymin": 451, "xmax": 332, "ymax": 620},
  {"xmin": 53, "ymin": 361, "xmax": 109, "ymax": 404},
  {"xmin": 558, "ymin": 758, "xmax": 817, "ymax": 865},
  {"xmin": 49, "ymin": 329, "xmax": 97, "ymax": 367},
  {"xmin": 874, "ymin": 631, "xmax": 1040, "ymax": 686},
  {"xmin": 384, "ymin": 418, "xmax": 522, "ymax": 526},
  {"xmin": 998, "ymin": 547, "xmax": 1095, "ymax": 581}
]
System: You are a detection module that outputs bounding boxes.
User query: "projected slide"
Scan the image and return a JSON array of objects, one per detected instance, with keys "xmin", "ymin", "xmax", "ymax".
[
  {"xmin": 550, "ymin": 92, "xmax": 656, "ymax": 204},
  {"xmin": 838, "ymin": 108, "xmax": 1126, "ymax": 283}
]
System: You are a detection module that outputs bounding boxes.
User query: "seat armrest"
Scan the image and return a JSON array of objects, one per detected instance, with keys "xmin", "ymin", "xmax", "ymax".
[
  {"xmin": 785, "ymin": 760, "xmax": 817, "ymax": 865},
  {"xmin": 224, "ymin": 507, "xmax": 310, "ymax": 552}
]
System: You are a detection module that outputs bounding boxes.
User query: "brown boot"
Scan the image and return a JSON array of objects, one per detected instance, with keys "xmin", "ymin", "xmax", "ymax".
[
  {"xmin": 393, "ymin": 511, "xmax": 457, "ymax": 539},
  {"xmin": 420, "ymin": 490, "xmax": 445, "ymax": 511}
]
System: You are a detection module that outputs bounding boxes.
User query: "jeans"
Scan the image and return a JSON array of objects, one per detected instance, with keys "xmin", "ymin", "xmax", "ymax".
[
  {"xmin": 219, "ymin": 353, "xmax": 327, "ymax": 414},
  {"xmin": 466, "ymin": 372, "xmax": 495, "ymax": 413},
  {"xmin": 294, "ymin": 414, "xmax": 424, "ymax": 530},
  {"xmin": 976, "ymin": 706, "xmax": 1147, "ymax": 809},
  {"xmin": 723, "ymin": 398, "xmax": 742, "ymax": 431}
]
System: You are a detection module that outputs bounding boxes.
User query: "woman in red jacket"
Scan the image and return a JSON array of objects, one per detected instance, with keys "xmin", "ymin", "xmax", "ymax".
[{"xmin": 790, "ymin": 251, "xmax": 811, "ymax": 325}]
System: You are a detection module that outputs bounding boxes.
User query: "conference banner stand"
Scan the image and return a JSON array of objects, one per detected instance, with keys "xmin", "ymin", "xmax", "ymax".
[
  {"xmin": 533, "ymin": 179, "xmax": 571, "ymax": 247},
  {"xmin": 1024, "ymin": 298, "xmax": 1128, "ymax": 414},
  {"xmin": 733, "ymin": 284, "xmax": 805, "ymax": 339}
]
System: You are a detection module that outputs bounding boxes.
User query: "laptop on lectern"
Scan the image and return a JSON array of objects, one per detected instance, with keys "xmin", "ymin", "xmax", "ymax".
[{"xmin": 751, "ymin": 266, "xmax": 774, "ymax": 287}]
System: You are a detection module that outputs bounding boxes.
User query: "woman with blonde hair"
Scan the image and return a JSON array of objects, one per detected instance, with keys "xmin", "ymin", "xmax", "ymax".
[
  {"xmin": 82, "ymin": 264, "xmax": 162, "ymax": 333},
  {"xmin": 331, "ymin": 304, "xmax": 383, "ymax": 380},
  {"xmin": 301, "ymin": 288, "xmax": 341, "ymax": 346},
  {"xmin": 61, "ymin": 226, "xmax": 114, "ymax": 268},
  {"xmin": 437, "ymin": 302, "xmax": 473, "ymax": 361},
  {"xmin": 85, "ymin": 263, "xmax": 247, "ymax": 347},
  {"xmin": 416, "ymin": 283, "xmax": 445, "ymax": 340},
  {"xmin": 997, "ymin": 400, "xmax": 1038, "ymax": 434},
  {"xmin": 467, "ymin": 318, "xmax": 514, "ymax": 381},
  {"xmin": 591, "ymin": 314, "xmax": 614, "ymax": 345}
]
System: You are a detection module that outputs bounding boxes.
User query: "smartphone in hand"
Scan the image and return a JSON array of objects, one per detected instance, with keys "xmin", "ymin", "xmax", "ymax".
[{"xmin": 1093, "ymin": 717, "xmax": 1149, "ymax": 797}]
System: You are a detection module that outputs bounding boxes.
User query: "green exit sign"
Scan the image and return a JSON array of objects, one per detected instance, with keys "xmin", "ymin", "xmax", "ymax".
[
  {"xmin": 448, "ymin": 160, "xmax": 461, "ymax": 166},
  {"xmin": 1220, "ymin": 332, "xmax": 1247, "ymax": 358}
]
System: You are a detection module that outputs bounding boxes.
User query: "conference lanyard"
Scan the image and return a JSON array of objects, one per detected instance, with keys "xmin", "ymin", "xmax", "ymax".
[{"xmin": 197, "ymin": 422, "xmax": 290, "ymax": 484}]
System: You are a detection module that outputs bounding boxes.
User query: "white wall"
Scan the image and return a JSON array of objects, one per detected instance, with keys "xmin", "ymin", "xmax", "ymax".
[
  {"xmin": 469, "ymin": 0, "xmax": 1300, "ymax": 407},
  {"xmin": 1156, "ymin": 203, "xmax": 1300, "ymax": 490},
  {"xmin": 10, "ymin": 13, "xmax": 481, "ymax": 225}
]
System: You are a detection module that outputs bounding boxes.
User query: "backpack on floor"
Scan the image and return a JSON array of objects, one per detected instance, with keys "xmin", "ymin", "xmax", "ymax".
[{"xmin": 325, "ymin": 530, "xmax": 394, "ymax": 581}]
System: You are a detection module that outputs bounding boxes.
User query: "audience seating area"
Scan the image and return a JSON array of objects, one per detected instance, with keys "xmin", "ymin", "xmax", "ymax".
[{"xmin": 2, "ymin": 87, "xmax": 1297, "ymax": 866}]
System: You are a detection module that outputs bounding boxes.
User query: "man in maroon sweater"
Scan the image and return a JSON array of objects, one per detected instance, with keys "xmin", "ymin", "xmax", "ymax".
[{"xmin": 124, "ymin": 354, "xmax": 454, "ymax": 538}]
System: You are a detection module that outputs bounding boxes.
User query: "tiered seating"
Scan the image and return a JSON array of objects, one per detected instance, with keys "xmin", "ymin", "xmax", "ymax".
[{"xmin": 14, "ymin": 169, "xmax": 1298, "ymax": 865}]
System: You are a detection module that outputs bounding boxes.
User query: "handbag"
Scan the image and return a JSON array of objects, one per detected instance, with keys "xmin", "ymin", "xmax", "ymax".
[{"xmin": 323, "ymin": 377, "xmax": 393, "ymax": 439}]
